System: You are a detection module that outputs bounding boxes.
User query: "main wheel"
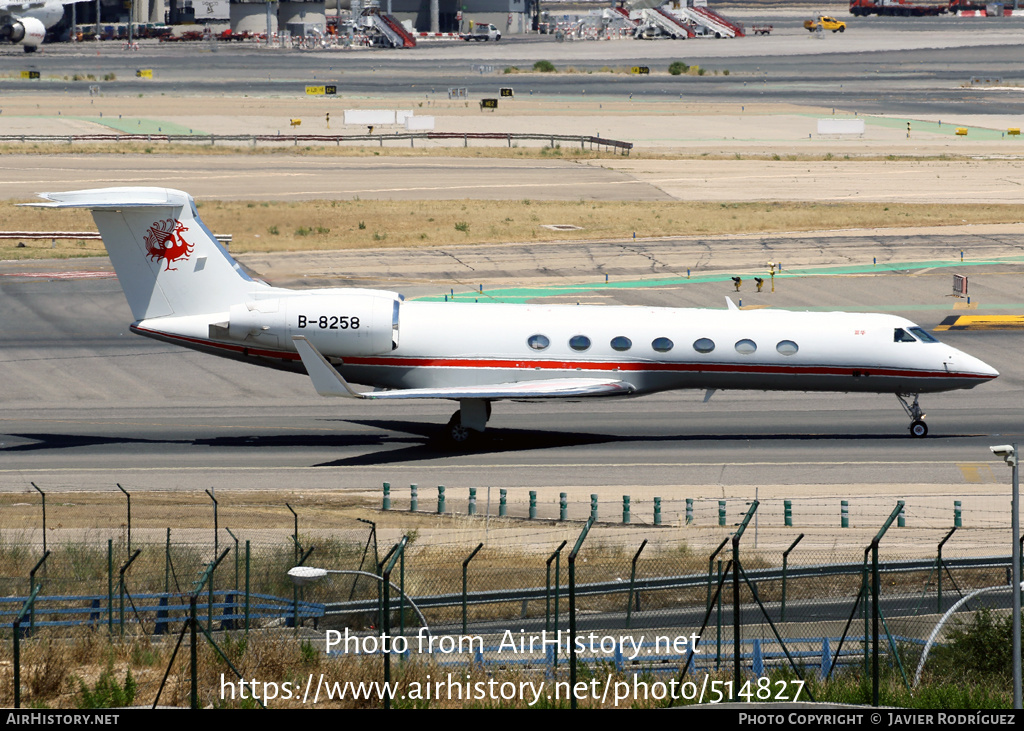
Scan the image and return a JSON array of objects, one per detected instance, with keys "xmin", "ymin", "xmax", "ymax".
[
  {"xmin": 909, "ymin": 420, "xmax": 928, "ymax": 438},
  {"xmin": 449, "ymin": 422, "xmax": 474, "ymax": 444}
]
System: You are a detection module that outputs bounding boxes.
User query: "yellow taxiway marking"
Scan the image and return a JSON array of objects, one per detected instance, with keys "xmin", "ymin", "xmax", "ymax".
[
  {"xmin": 957, "ymin": 462, "xmax": 998, "ymax": 484},
  {"xmin": 934, "ymin": 314, "xmax": 1024, "ymax": 330}
]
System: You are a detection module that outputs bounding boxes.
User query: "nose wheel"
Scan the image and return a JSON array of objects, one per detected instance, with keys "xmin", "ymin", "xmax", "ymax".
[{"xmin": 897, "ymin": 393, "xmax": 928, "ymax": 438}]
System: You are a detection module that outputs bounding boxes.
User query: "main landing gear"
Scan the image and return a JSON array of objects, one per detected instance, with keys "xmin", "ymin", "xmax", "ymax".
[
  {"xmin": 445, "ymin": 399, "xmax": 492, "ymax": 445},
  {"xmin": 896, "ymin": 393, "xmax": 928, "ymax": 438}
]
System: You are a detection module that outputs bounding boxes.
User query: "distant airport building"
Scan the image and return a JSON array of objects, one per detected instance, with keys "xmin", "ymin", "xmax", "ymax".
[
  {"xmin": 228, "ymin": 0, "xmax": 278, "ymax": 33},
  {"xmin": 383, "ymin": 0, "xmax": 533, "ymax": 34}
]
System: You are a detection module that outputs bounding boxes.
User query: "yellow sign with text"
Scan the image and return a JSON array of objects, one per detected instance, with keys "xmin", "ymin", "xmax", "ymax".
[{"xmin": 136, "ymin": 69, "xmax": 153, "ymax": 79}]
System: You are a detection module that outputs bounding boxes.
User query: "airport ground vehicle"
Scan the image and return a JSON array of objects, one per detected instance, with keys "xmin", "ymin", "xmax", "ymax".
[
  {"xmin": 460, "ymin": 23, "xmax": 500, "ymax": 41},
  {"xmin": 804, "ymin": 15, "xmax": 847, "ymax": 31},
  {"xmin": 850, "ymin": 0, "xmax": 954, "ymax": 15}
]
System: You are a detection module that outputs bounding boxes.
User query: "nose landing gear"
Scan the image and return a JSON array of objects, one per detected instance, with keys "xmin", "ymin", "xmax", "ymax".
[{"xmin": 897, "ymin": 393, "xmax": 928, "ymax": 438}]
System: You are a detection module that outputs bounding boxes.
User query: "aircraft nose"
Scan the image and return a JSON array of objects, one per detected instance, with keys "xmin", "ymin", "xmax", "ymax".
[{"xmin": 953, "ymin": 351, "xmax": 999, "ymax": 379}]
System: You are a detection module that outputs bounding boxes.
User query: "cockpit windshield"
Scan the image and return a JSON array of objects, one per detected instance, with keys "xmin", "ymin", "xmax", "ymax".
[
  {"xmin": 894, "ymin": 327, "xmax": 940, "ymax": 343},
  {"xmin": 908, "ymin": 327, "xmax": 939, "ymax": 343}
]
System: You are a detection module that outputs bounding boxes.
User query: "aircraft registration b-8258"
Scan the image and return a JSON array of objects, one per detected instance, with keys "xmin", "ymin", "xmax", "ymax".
[{"xmin": 30, "ymin": 187, "xmax": 999, "ymax": 444}]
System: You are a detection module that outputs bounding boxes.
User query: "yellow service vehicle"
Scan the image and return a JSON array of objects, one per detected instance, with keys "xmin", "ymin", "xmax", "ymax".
[{"xmin": 804, "ymin": 16, "xmax": 847, "ymax": 32}]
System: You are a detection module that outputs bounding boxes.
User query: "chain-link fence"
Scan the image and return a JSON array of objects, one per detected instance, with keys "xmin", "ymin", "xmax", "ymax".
[{"xmin": 2, "ymin": 486, "xmax": 1018, "ymax": 708}]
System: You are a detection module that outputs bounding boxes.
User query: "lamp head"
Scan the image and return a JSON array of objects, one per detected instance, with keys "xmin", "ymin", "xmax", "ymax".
[
  {"xmin": 288, "ymin": 566, "xmax": 328, "ymax": 586},
  {"xmin": 991, "ymin": 444, "xmax": 1018, "ymax": 467}
]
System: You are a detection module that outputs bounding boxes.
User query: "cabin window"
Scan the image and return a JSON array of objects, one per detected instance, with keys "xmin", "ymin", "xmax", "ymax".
[
  {"xmin": 735, "ymin": 339, "xmax": 757, "ymax": 354},
  {"xmin": 611, "ymin": 336, "xmax": 632, "ymax": 352},
  {"xmin": 908, "ymin": 327, "xmax": 938, "ymax": 343},
  {"xmin": 776, "ymin": 340, "xmax": 799, "ymax": 356},
  {"xmin": 652, "ymin": 337, "xmax": 674, "ymax": 353},
  {"xmin": 693, "ymin": 338, "xmax": 715, "ymax": 354},
  {"xmin": 893, "ymin": 328, "xmax": 917, "ymax": 343},
  {"xmin": 569, "ymin": 335, "xmax": 591, "ymax": 352},
  {"xmin": 527, "ymin": 334, "xmax": 550, "ymax": 351}
]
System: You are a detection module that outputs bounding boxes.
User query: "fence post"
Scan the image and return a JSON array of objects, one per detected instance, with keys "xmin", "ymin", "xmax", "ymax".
[
  {"xmin": 462, "ymin": 543, "xmax": 484, "ymax": 634},
  {"xmin": 654, "ymin": 497, "xmax": 661, "ymax": 525},
  {"xmin": 118, "ymin": 549, "xmax": 141, "ymax": 637},
  {"xmin": 871, "ymin": 500, "xmax": 905, "ymax": 707},
  {"xmin": 437, "ymin": 485, "xmax": 446, "ymax": 514},
  {"xmin": 718, "ymin": 500, "xmax": 726, "ymax": 526},
  {"xmin": 622, "ymin": 495, "xmax": 630, "ymax": 524},
  {"xmin": 626, "ymin": 540, "xmax": 647, "ymax": 628},
  {"xmin": 732, "ymin": 500, "xmax": 759, "ymax": 693},
  {"xmin": 937, "ymin": 526, "xmax": 957, "ymax": 613},
  {"xmin": 410, "ymin": 484, "xmax": 418, "ymax": 512},
  {"xmin": 499, "ymin": 489, "xmax": 507, "ymax": 517},
  {"xmin": 954, "ymin": 499, "xmax": 962, "ymax": 527},
  {"xmin": 529, "ymin": 491, "xmax": 537, "ymax": 519},
  {"xmin": 784, "ymin": 499, "xmax": 793, "ymax": 527},
  {"xmin": 117, "ymin": 483, "xmax": 131, "ymax": 554},
  {"xmin": 706, "ymin": 537, "xmax": 730, "ymax": 614},
  {"xmin": 545, "ymin": 540, "xmax": 567, "ymax": 636},
  {"xmin": 383, "ymin": 482, "xmax": 391, "ymax": 510},
  {"xmin": 27, "ymin": 551, "xmax": 49, "ymax": 637},
  {"xmin": 591, "ymin": 494, "xmax": 598, "ymax": 522},
  {"xmin": 560, "ymin": 492, "xmax": 568, "ymax": 521},
  {"xmin": 686, "ymin": 498, "xmax": 693, "ymax": 524},
  {"xmin": 897, "ymin": 502, "xmax": 906, "ymax": 528},
  {"xmin": 107, "ymin": 539, "xmax": 114, "ymax": 634},
  {"xmin": 841, "ymin": 500, "xmax": 849, "ymax": 528},
  {"xmin": 781, "ymin": 534, "xmax": 804, "ymax": 623},
  {"xmin": 469, "ymin": 487, "xmax": 477, "ymax": 516},
  {"xmin": 245, "ymin": 540, "xmax": 251, "ymax": 633},
  {"xmin": 568, "ymin": 517, "xmax": 595, "ymax": 710}
]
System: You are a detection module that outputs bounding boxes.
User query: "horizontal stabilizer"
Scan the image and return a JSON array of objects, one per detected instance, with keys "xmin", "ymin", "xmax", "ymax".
[
  {"xmin": 292, "ymin": 336, "xmax": 636, "ymax": 401},
  {"xmin": 26, "ymin": 188, "xmax": 191, "ymax": 209}
]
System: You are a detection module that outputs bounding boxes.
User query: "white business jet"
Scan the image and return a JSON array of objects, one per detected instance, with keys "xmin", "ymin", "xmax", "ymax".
[
  {"xmin": 29, "ymin": 187, "xmax": 999, "ymax": 444},
  {"xmin": 1, "ymin": 0, "xmax": 72, "ymax": 51}
]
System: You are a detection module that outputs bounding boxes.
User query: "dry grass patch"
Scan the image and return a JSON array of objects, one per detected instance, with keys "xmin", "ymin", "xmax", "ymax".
[{"xmin": 5, "ymin": 200, "xmax": 1024, "ymax": 260}]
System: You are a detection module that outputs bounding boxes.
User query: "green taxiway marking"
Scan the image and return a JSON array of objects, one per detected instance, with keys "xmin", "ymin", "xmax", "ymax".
[
  {"xmin": 67, "ymin": 116, "xmax": 206, "ymax": 136},
  {"xmin": 863, "ymin": 116, "xmax": 1012, "ymax": 141},
  {"xmin": 415, "ymin": 257, "xmax": 1024, "ymax": 305}
]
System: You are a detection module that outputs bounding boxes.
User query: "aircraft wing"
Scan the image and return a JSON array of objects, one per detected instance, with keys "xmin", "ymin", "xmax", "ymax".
[{"xmin": 292, "ymin": 336, "xmax": 636, "ymax": 400}]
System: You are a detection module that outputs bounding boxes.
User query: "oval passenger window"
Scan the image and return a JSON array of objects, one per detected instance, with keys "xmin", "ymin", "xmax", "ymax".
[
  {"xmin": 611, "ymin": 336, "xmax": 632, "ymax": 352},
  {"xmin": 652, "ymin": 337, "xmax": 674, "ymax": 353},
  {"xmin": 527, "ymin": 334, "xmax": 550, "ymax": 351},
  {"xmin": 776, "ymin": 340, "xmax": 799, "ymax": 356},
  {"xmin": 735, "ymin": 339, "xmax": 757, "ymax": 355},
  {"xmin": 693, "ymin": 338, "xmax": 715, "ymax": 354},
  {"xmin": 569, "ymin": 335, "xmax": 591, "ymax": 352}
]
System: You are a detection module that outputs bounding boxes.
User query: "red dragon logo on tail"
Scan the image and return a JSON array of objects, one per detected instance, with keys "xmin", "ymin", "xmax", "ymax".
[{"xmin": 144, "ymin": 218, "xmax": 194, "ymax": 271}]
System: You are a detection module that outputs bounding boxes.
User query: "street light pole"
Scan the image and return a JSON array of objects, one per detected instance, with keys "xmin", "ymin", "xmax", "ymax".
[{"xmin": 992, "ymin": 443, "xmax": 1021, "ymax": 710}]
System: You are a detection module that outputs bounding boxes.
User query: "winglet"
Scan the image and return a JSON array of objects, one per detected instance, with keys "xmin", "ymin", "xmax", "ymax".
[
  {"xmin": 292, "ymin": 336, "xmax": 366, "ymax": 398},
  {"xmin": 726, "ymin": 297, "xmax": 739, "ymax": 311}
]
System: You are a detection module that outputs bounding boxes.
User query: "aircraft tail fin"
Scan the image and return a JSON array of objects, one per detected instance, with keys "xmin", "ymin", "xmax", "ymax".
[{"xmin": 27, "ymin": 187, "xmax": 256, "ymax": 321}]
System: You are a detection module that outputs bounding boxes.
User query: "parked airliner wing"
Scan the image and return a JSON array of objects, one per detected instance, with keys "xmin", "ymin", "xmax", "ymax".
[{"xmin": 293, "ymin": 335, "xmax": 636, "ymax": 400}]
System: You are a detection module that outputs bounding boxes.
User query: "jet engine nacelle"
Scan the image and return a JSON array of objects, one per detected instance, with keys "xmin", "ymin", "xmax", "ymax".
[
  {"xmin": 226, "ymin": 293, "xmax": 400, "ymax": 356},
  {"xmin": 2, "ymin": 17, "xmax": 46, "ymax": 51}
]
